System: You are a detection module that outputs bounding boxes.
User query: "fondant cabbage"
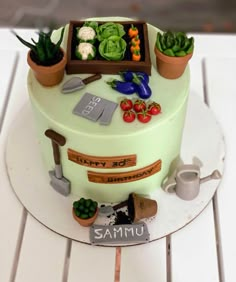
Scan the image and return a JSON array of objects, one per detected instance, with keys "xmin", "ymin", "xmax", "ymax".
[
  {"xmin": 96, "ymin": 22, "xmax": 125, "ymax": 41},
  {"xmin": 98, "ymin": 35, "xmax": 127, "ymax": 61}
]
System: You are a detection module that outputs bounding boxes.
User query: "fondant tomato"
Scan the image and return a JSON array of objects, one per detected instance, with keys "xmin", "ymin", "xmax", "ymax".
[
  {"xmin": 133, "ymin": 100, "xmax": 146, "ymax": 113},
  {"xmin": 137, "ymin": 110, "xmax": 152, "ymax": 123},
  {"xmin": 147, "ymin": 102, "xmax": 161, "ymax": 115},
  {"xmin": 123, "ymin": 110, "xmax": 136, "ymax": 123},
  {"xmin": 120, "ymin": 99, "xmax": 133, "ymax": 111}
]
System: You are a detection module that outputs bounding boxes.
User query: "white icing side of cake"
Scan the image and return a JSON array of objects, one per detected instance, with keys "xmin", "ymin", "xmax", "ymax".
[{"xmin": 28, "ymin": 17, "xmax": 190, "ymax": 202}]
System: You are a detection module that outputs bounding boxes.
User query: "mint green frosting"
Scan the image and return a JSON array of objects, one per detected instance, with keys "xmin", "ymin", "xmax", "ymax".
[{"xmin": 28, "ymin": 17, "xmax": 190, "ymax": 203}]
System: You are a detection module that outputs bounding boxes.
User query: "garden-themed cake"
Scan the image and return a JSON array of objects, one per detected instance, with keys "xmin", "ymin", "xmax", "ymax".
[{"xmin": 15, "ymin": 17, "xmax": 194, "ymax": 232}]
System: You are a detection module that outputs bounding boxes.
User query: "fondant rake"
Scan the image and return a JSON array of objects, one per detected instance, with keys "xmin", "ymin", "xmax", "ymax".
[{"xmin": 45, "ymin": 129, "xmax": 70, "ymax": 196}]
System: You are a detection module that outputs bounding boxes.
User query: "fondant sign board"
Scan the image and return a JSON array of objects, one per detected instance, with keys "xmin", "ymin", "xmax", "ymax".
[
  {"xmin": 73, "ymin": 92, "xmax": 118, "ymax": 125},
  {"xmin": 68, "ymin": 149, "xmax": 136, "ymax": 168},
  {"xmin": 88, "ymin": 159, "xmax": 162, "ymax": 183},
  {"xmin": 90, "ymin": 223, "xmax": 149, "ymax": 245}
]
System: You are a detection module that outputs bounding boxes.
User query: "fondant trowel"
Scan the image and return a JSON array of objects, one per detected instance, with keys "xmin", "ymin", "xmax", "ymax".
[{"xmin": 61, "ymin": 74, "xmax": 102, "ymax": 94}]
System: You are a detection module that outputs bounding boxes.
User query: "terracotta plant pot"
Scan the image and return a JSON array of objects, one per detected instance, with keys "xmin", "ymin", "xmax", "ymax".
[
  {"xmin": 72, "ymin": 207, "xmax": 98, "ymax": 227},
  {"xmin": 154, "ymin": 46, "xmax": 193, "ymax": 79},
  {"xmin": 128, "ymin": 193, "xmax": 158, "ymax": 222},
  {"xmin": 27, "ymin": 48, "xmax": 67, "ymax": 87}
]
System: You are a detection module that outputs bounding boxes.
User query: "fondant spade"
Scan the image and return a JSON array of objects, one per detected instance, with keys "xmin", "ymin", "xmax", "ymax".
[
  {"xmin": 61, "ymin": 74, "xmax": 102, "ymax": 94},
  {"xmin": 99, "ymin": 199, "xmax": 128, "ymax": 216},
  {"xmin": 45, "ymin": 129, "xmax": 71, "ymax": 196}
]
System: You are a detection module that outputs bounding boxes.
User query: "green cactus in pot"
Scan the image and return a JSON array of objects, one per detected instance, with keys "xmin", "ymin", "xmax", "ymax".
[
  {"xmin": 155, "ymin": 31, "xmax": 194, "ymax": 57},
  {"xmin": 12, "ymin": 28, "xmax": 65, "ymax": 66},
  {"xmin": 12, "ymin": 27, "xmax": 67, "ymax": 86}
]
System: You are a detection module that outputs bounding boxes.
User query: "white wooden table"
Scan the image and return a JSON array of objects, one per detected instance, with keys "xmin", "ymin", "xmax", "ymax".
[{"xmin": 0, "ymin": 28, "xmax": 236, "ymax": 282}]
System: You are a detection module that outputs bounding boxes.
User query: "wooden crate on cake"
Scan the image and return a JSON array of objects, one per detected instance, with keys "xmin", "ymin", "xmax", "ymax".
[{"xmin": 66, "ymin": 20, "xmax": 152, "ymax": 75}]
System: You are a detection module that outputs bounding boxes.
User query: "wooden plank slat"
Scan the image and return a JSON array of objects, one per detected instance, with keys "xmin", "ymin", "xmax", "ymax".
[
  {"xmin": 0, "ymin": 50, "xmax": 26, "ymax": 282},
  {"xmin": 0, "ymin": 51, "xmax": 17, "ymax": 128},
  {"xmin": 0, "ymin": 49, "xmax": 73, "ymax": 282},
  {"xmin": 170, "ymin": 203, "xmax": 219, "ymax": 282},
  {"xmin": 68, "ymin": 241, "xmax": 116, "ymax": 282},
  {"xmin": 120, "ymin": 239, "xmax": 167, "ymax": 282},
  {"xmin": 204, "ymin": 57, "xmax": 236, "ymax": 282},
  {"xmin": 14, "ymin": 215, "xmax": 68, "ymax": 282},
  {"xmin": 0, "ymin": 50, "xmax": 68, "ymax": 282},
  {"xmin": 170, "ymin": 55, "xmax": 220, "ymax": 282},
  {"xmin": 1, "ymin": 51, "xmax": 29, "ymax": 131},
  {"xmin": 0, "ymin": 142, "xmax": 25, "ymax": 282},
  {"xmin": 0, "ymin": 49, "xmax": 67, "ymax": 282}
]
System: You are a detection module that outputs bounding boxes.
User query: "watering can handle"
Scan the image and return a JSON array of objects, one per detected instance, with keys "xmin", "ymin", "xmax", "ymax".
[{"xmin": 162, "ymin": 178, "xmax": 176, "ymax": 193}]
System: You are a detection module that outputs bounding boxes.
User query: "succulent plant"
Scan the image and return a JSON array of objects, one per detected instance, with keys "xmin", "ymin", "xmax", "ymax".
[
  {"xmin": 12, "ymin": 27, "xmax": 65, "ymax": 66},
  {"xmin": 155, "ymin": 31, "xmax": 194, "ymax": 57},
  {"xmin": 73, "ymin": 198, "xmax": 98, "ymax": 219}
]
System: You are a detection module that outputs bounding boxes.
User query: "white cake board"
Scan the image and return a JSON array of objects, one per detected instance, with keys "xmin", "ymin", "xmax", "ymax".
[{"xmin": 5, "ymin": 93, "xmax": 225, "ymax": 246}]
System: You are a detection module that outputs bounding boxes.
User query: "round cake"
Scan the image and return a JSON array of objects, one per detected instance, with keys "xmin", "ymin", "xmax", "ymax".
[{"xmin": 28, "ymin": 17, "xmax": 190, "ymax": 203}]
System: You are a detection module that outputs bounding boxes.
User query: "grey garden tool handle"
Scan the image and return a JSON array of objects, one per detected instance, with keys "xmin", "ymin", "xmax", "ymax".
[{"xmin": 82, "ymin": 74, "xmax": 102, "ymax": 85}]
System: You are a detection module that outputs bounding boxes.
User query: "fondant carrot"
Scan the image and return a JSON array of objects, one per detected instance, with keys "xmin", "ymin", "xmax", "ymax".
[
  {"xmin": 130, "ymin": 42, "xmax": 140, "ymax": 53},
  {"xmin": 132, "ymin": 50, "xmax": 141, "ymax": 61},
  {"xmin": 131, "ymin": 35, "xmax": 140, "ymax": 46},
  {"xmin": 128, "ymin": 24, "xmax": 138, "ymax": 38}
]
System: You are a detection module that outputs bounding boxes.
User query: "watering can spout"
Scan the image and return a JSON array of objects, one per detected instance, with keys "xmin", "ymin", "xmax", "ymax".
[{"xmin": 200, "ymin": 169, "xmax": 222, "ymax": 184}]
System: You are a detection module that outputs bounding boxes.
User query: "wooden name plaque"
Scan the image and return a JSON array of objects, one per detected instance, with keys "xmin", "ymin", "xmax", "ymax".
[
  {"xmin": 87, "ymin": 159, "xmax": 162, "ymax": 183},
  {"xmin": 68, "ymin": 148, "xmax": 136, "ymax": 169}
]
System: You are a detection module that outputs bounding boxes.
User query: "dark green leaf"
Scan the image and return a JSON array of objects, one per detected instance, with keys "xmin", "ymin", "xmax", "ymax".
[
  {"xmin": 75, "ymin": 209, "xmax": 80, "ymax": 217},
  {"xmin": 156, "ymin": 33, "xmax": 163, "ymax": 52},
  {"xmin": 160, "ymin": 35, "xmax": 167, "ymax": 50},
  {"xmin": 88, "ymin": 212, "xmax": 95, "ymax": 218},
  {"xmin": 80, "ymin": 213, "xmax": 89, "ymax": 219},
  {"xmin": 175, "ymin": 50, "xmax": 187, "ymax": 57},
  {"xmin": 186, "ymin": 37, "xmax": 194, "ymax": 54},
  {"xmin": 73, "ymin": 201, "xmax": 79, "ymax": 208},
  {"xmin": 172, "ymin": 44, "xmax": 181, "ymax": 53},
  {"xmin": 163, "ymin": 49, "xmax": 175, "ymax": 56}
]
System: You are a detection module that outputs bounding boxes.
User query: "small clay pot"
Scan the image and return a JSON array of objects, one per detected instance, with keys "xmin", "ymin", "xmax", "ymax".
[
  {"xmin": 154, "ymin": 46, "xmax": 193, "ymax": 79},
  {"xmin": 128, "ymin": 193, "xmax": 158, "ymax": 222},
  {"xmin": 72, "ymin": 208, "xmax": 98, "ymax": 227},
  {"xmin": 27, "ymin": 48, "xmax": 67, "ymax": 87}
]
